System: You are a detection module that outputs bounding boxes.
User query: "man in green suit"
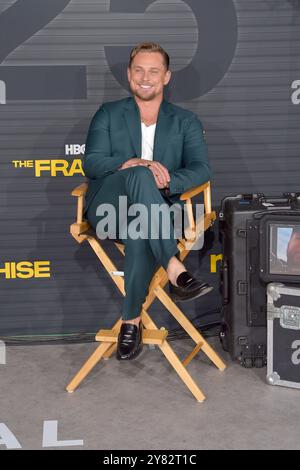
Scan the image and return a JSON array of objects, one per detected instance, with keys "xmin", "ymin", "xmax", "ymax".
[{"xmin": 83, "ymin": 42, "xmax": 213, "ymax": 360}]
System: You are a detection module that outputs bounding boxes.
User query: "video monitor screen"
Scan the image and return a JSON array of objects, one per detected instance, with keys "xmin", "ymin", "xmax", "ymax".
[{"xmin": 269, "ymin": 223, "xmax": 300, "ymax": 275}]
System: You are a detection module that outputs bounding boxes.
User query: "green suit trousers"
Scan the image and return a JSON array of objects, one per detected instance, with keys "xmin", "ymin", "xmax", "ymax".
[{"xmin": 86, "ymin": 165, "xmax": 179, "ymax": 320}]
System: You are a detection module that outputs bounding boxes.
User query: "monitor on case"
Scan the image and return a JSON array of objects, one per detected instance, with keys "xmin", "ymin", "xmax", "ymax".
[{"xmin": 260, "ymin": 214, "xmax": 300, "ymax": 283}]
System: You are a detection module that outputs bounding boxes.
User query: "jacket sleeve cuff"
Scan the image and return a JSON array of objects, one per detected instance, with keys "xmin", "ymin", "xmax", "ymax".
[{"xmin": 168, "ymin": 176, "xmax": 184, "ymax": 196}]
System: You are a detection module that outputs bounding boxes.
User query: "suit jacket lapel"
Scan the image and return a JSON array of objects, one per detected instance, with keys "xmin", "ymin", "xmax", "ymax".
[
  {"xmin": 123, "ymin": 97, "xmax": 174, "ymax": 162},
  {"xmin": 124, "ymin": 98, "xmax": 141, "ymax": 157},
  {"xmin": 153, "ymin": 99, "xmax": 174, "ymax": 163}
]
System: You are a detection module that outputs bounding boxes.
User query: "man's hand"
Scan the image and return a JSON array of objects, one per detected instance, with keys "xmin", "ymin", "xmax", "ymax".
[
  {"xmin": 119, "ymin": 157, "xmax": 145, "ymax": 170},
  {"xmin": 119, "ymin": 158, "xmax": 170, "ymax": 189},
  {"xmin": 148, "ymin": 162, "xmax": 170, "ymax": 189}
]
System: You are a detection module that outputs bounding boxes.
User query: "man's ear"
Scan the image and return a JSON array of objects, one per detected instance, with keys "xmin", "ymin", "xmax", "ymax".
[
  {"xmin": 127, "ymin": 67, "xmax": 131, "ymax": 82},
  {"xmin": 164, "ymin": 70, "xmax": 171, "ymax": 85}
]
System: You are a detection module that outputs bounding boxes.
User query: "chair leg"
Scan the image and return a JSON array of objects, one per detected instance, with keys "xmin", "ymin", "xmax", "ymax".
[
  {"xmin": 66, "ymin": 342, "xmax": 113, "ymax": 393},
  {"xmin": 66, "ymin": 317, "xmax": 123, "ymax": 391},
  {"xmin": 142, "ymin": 310, "xmax": 206, "ymax": 402},
  {"xmin": 67, "ymin": 235, "xmax": 225, "ymax": 399},
  {"xmin": 182, "ymin": 342, "xmax": 203, "ymax": 367},
  {"xmin": 159, "ymin": 340, "xmax": 206, "ymax": 402},
  {"xmin": 101, "ymin": 319, "xmax": 123, "ymax": 359},
  {"xmin": 103, "ymin": 343, "xmax": 117, "ymax": 359},
  {"xmin": 154, "ymin": 285, "xmax": 226, "ymax": 371}
]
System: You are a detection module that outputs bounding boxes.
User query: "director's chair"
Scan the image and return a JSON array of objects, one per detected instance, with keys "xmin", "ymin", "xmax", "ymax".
[{"xmin": 66, "ymin": 180, "xmax": 226, "ymax": 402}]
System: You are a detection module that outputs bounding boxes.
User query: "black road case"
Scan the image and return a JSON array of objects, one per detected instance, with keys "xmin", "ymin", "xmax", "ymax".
[
  {"xmin": 267, "ymin": 283, "xmax": 300, "ymax": 389},
  {"xmin": 219, "ymin": 193, "xmax": 300, "ymax": 367}
]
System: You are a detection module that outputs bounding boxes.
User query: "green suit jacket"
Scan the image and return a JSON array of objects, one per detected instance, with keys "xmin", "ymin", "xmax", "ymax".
[{"xmin": 83, "ymin": 96, "xmax": 211, "ymax": 212}]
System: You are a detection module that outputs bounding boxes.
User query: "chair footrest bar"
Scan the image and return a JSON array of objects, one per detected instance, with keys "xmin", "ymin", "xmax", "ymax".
[{"xmin": 96, "ymin": 328, "xmax": 168, "ymax": 345}]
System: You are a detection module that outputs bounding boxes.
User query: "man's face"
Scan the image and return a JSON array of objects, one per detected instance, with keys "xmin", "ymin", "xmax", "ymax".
[
  {"xmin": 287, "ymin": 229, "xmax": 300, "ymax": 269},
  {"xmin": 127, "ymin": 51, "xmax": 171, "ymax": 102}
]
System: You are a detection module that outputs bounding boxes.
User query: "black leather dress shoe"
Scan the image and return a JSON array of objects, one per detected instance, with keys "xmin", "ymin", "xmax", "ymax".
[
  {"xmin": 169, "ymin": 271, "xmax": 213, "ymax": 303},
  {"xmin": 116, "ymin": 322, "xmax": 143, "ymax": 361}
]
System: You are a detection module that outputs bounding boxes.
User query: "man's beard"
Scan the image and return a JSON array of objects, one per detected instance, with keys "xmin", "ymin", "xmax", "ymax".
[{"xmin": 131, "ymin": 85, "xmax": 156, "ymax": 102}]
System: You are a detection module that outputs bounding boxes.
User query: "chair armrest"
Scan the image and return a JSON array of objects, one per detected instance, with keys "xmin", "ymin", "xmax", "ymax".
[
  {"xmin": 71, "ymin": 182, "xmax": 88, "ymax": 197},
  {"xmin": 70, "ymin": 182, "xmax": 89, "ymax": 231},
  {"xmin": 180, "ymin": 181, "xmax": 210, "ymax": 201},
  {"xmin": 180, "ymin": 180, "xmax": 212, "ymax": 214},
  {"xmin": 179, "ymin": 181, "xmax": 215, "ymax": 242}
]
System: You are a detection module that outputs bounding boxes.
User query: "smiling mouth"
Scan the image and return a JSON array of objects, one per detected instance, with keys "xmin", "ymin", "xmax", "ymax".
[{"xmin": 139, "ymin": 85, "xmax": 153, "ymax": 90}]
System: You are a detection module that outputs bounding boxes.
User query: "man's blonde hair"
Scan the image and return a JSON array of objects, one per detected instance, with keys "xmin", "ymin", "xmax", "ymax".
[{"xmin": 129, "ymin": 42, "xmax": 170, "ymax": 70}]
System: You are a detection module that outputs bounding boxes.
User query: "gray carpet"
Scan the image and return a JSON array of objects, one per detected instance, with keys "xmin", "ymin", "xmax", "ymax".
[{"xmin": 1, "ymin": 337, "xmax": 299, "ymax": 450}]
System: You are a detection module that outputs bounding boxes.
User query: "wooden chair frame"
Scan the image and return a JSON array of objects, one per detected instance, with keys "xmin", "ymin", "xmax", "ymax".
[{"xmin": 66, "ymin": 180, "xmax": 226, "ymax": 402}]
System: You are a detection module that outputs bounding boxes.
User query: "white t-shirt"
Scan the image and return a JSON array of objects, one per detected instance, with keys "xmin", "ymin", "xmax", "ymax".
[{"xmin": 141, "ymin": 122, "xmax": 156, "ymax": 161}]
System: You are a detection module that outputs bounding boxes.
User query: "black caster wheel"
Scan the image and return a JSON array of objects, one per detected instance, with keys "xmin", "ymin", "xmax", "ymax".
[
  {"xmin": 243, "ymin": 358, "xmax": 253, "ymax": 368},
  {"xmin": 254, "ymin": 357, "xmax": 264, "ymax": 368}
]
